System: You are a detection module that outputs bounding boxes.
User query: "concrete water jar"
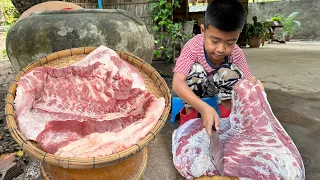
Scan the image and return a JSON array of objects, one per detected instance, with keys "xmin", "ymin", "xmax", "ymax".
[{"xmin": 5, "ymin": 9, "xmax": 155, "ymax": 73}]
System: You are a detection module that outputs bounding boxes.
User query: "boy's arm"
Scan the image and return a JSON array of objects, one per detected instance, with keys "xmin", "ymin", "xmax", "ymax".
[
  {"xmin": 172, "ymin": 73, "xmax": 209, "ymax": 114},
  {"xmin": 232, "ymin": 45, "xmax": 252, "ymax": 79},
  {"xmin": 172, "ymin": 72, "xmax": 220, "ymax": 136},
  {"xmin": 173, "ymin": 41, "xmax": 220, "ymax": 136},
  {"xmin": 232, "ymin": 45, "xmax": 264, "ymax": 90},
  {"xmin": 172, "ymin": 45, "xmax": 204, "ymax": 112}
]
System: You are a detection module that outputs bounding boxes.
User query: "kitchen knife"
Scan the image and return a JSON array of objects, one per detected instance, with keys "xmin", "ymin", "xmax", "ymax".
[{"xmin": 209, "ymin": 126, "xmax": 224, "ymax": 176}]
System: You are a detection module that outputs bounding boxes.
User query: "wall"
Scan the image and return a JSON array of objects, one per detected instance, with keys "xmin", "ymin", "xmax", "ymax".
[{"xmin": 248, "ymin": 0, "xmax": 320, "ymax": 40}]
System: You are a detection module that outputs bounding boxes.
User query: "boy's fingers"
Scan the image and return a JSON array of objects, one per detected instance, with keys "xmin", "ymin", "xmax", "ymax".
[
  {"xmin": 249, "ymin": 76, "xmax": 257, "ymax": 86},
  {"xmin": 215, "ymin": 116, "xmax": 220, "ymax": 131},
  {"xmin": 206, "ymin": 126, "xmax": 211, "ymax": 137},
  {"xmin": 206, "ymin": 118, "xmax": 214, "ymax": 137},
  {"xmin": 257, "ymin": 79, "xmax": 265, "ymax": 91}
]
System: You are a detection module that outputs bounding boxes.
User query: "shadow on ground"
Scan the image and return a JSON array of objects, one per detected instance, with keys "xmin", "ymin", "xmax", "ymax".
[{"xmin": 266, "ymin": 89, "xmax": 320, "ymax": 180}]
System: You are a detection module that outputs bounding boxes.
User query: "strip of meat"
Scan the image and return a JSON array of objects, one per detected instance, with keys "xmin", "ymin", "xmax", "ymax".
[
  {"xmin": 14, "ymin": 45, "xmax": 165, "ymax": 157},
  {"xmin": 172, "ymin": 79, "xmax": 305, "ymax": 179}
]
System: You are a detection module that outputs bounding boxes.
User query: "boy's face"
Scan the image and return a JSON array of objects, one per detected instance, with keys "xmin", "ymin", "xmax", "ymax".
[{"xmin": 201, "ymin": 24, "xmax": 242, "ymax": 62}]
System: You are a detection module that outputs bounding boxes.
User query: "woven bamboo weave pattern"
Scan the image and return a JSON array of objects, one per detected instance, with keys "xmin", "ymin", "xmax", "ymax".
[{"xmin": 5, "ymin": 47, "xmax": 171, "ymax": 169}]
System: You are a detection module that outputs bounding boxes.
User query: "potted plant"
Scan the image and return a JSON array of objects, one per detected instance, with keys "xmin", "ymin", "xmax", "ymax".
[
  {"xmin": 270, "ymin": 12, "xmax": 301, "ymax": 41},
  {"xmin": 269, "ymin": 14, "xmax": 283, "ymax": 27},
  {"xmin": 282, "ymin": 12, "xmax": 301, "ymax": 41},
  {"xmin": 246, "ymin": 16, "xmax": 269, "ymax": 48},
  {"xmin": 180, "ymin": 20, "xmax": 195, "ymax": 46},
  {"xmin": 237, "ymin": 24, "xmax": 248, "ymax": 48}
]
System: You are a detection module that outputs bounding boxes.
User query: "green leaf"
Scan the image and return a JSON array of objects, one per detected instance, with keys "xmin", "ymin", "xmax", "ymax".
[
  {"xmin": 172, "ymin": 34, "xmax": 177, "ymax": 41},
  {"xmin": 160, "ymin": 15, "xmax": 167, "ymax": 21},
  {"xmin": 153, "ymin": 25, "xmax": 160, "ymax": 32},
  {"xmin": 154, "ymin": 49, "xmax": 162, "ymax": 58},
  {"xmin": 174, "ymin": 1, "xmax": 181, "ymax": 8},
  {"xmin": 160, "ymin": 9, "xmax": 168, "ymax": 15},
  {"xmin": 288, "ymin": 12, "xmax": 299, "ymax": 19},
  {"xmin": 293, "ymin": 21, "xmax": 301, "ymax": 27},
  {"xmin": 2, "ymin": 49, "xmax": 7, "ymax": 55},
  {"xmin": 149, "ymin": 0, "xmax": 182, "ymax": 60},
  {"xmin": 160, "ymin": 0, "xmax": 166, "ymax": 5},
  {"xmin": 166, "ymin": 3, "xmax": 172, "ymax": 9},
  {"xmin": 165, "ymin": 50, "xmax": 173, "ymax": 60},
  {"xmin": 158, "ymin": 20, "xmax": 166, "ymax": 26},
  {"xmin": 154, "ymin": 16, "xmax": 159, "ymax": 21}
]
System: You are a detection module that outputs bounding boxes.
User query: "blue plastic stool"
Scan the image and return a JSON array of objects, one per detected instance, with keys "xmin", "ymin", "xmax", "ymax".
[{"xmin": 170, "ymin": 96, "xmax": 220, "ymax": 123}]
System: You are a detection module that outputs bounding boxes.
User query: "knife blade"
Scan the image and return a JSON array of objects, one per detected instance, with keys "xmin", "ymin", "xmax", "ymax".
[{"xmin": 209, "ymin": 126, "xmax": 224, "ymax": 176}]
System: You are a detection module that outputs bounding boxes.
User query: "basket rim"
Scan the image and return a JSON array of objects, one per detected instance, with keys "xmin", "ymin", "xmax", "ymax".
[{"xmin": 5, "ymin": 46, "xmax": 171, "ymax": 169}]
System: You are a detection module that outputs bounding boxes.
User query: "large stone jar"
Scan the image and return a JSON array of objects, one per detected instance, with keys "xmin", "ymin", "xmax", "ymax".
[{"xmin": 6, "ymin": 9, "xmax": 155, "ymax": 73}]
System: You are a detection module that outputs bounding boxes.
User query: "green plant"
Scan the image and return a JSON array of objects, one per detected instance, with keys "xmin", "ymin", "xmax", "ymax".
[
  {"xmin": 0, "ymin": 0, "xmax": 19, "ymax": 27},
  {"xmin": 181, "ymin": 31, "xmax": 194, "ymax": 44},
  {"xmin": 270, "ymin": 14, "xmax": 282, "ymax": 22},
  {"xmin": 149, "ymin": 0, "xmax": 181, "ymax": 61},
  {"xmin": 247, "ymin": 16, "xmax": 269, "ymax": 39},
  {"xmin": 180, "ymin": 20, "xmax": 195, "ymax": 44},
  {"xmin": 277, "ymin": 12, "xmax": 301, "ymax": 37}
]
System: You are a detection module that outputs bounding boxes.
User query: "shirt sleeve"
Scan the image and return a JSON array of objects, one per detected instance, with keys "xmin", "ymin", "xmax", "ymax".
[
  {"xmin": 231, "ymin": 45, "xmax": 253, "ymax": 79},
  {"xmin": 173, "ymin": 45, "xmax": 197, "ymax": 76}
]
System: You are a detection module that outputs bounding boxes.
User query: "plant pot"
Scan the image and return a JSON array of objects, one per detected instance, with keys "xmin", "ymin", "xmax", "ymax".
[
  {"xmin": 261, "ymin": 38, "xmax": 265, "ymax": 47},
  {"xmin": 283, "ymin": 34, "xmax": 292, "ymax": 42},
  {"xmin": 183, "ymin": 21, "xmax": 194, "ymax": 35},
  {"xmin": 270, "ymin": 21, "xmax": 283, "ymax": 27},
  {"xmin": 248, "ymin": 38, "xmax": 262, "ymax": 48}
]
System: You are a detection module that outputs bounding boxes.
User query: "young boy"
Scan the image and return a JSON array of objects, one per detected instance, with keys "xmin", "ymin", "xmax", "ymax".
[{"xmin": 172, "ymin": 0, "xmax": 264, "ymax": 136}]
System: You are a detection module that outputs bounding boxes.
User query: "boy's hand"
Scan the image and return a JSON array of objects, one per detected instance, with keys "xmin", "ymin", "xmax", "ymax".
[
  {"xmin": 250, "ymin": 76, "xmax": 264, "ymax": 91},
  {"xmin": 200, "ymin": 105, "xmax": 220, "ymax": 137}
]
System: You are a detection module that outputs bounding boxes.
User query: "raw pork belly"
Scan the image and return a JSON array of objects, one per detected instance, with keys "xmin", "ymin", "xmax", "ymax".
[
  {"xmin": 172, "ymin": 80, "xmax": 305, "ymax": 180},
  {"xmin": 14, "ymin": 45, "xmax": 165, "ymax": 157}
]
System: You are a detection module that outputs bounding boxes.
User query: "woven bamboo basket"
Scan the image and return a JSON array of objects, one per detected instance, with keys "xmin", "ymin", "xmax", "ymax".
[{"xmin": 5, "ymin": 46, "xmax": 171, "ymax": 169}]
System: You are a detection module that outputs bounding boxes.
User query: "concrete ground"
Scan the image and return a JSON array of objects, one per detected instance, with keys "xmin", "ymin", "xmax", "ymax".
[{"xmin": 145, "ymin": 42, "xmax": 320, "ymax": 180}]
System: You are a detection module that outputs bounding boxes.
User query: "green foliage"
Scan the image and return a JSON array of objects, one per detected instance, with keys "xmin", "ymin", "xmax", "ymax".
[
  {"xmin": 149, "ymin": 0, "xmax": 182, "ymax": 61},
  {"xmin": 180, "ymin": 20, "xmax": 195, "ymax": 44},
  {"xmin": 0, "ymin": 0, "xmax": 19, "ymax": 27},
  {"xmin": 1, "ymin": 0, "xmax": 19, "ymax": 57},
  {"xmin": 246, "ymin": 16, "xmax": 269, "ymax": 39},
  {"xmin": 271, "ymin": 12, "xmax": 301, "ymax": 37},
  {"xmin": 270, "ymin": 14, "xmax": 282, "ymax": 22}
]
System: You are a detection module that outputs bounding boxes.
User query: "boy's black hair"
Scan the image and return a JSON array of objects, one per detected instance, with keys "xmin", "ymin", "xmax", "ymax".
[{"xmin": 204, "ymin": 0, "xmax": 245, "ymax": 32}]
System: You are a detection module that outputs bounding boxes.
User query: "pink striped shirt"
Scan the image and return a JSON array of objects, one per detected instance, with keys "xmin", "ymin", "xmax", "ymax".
[{"xmin": 173, "ymin": 34, "xmax": 252, "ymax": 79}]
